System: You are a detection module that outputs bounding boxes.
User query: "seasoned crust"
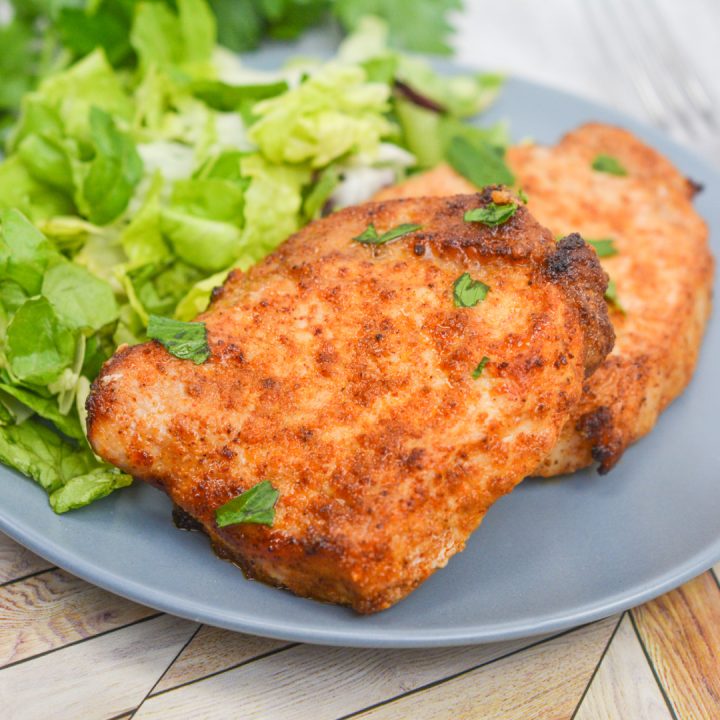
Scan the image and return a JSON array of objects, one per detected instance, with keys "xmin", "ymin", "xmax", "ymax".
[
  {"xmin": 543, "ymin": 233, "xmax": 614, "ymax": 376},
  {"xmin": 87, "ymin": 191, "xmax": 613, "ymax": 612},
  {"xmin": 373, "ymin": 123, "xmax": 714, "ymax": 476}
]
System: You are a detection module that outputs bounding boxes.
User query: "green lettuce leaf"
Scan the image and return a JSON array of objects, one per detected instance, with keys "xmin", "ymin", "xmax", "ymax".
[
  {"xmin": 249, "ymin": 64, "xmax": 392, "ymax": 167},
  {"xmin": 131, "ymin": 0, "xmax": 216, "ymax": 72},
  {"xmin": 334, "ymin": 1, "xmax": 461, "ymax": 55},
  {"xmin": 121, "ymin": 259, "xmax": 204, "ymax": 321},
  {"xmin": 50, "ymin": 466, "xmax": 132, "ymax": 513},
  {"xmin": 445, "ymin": 135, "xmax": 515, "ymax": 187},
  {"xmin": 5, "ymin": 297, "xmax": 77, "ymax": 386},
  {"xmin": 42, "ymin": 262, "xmax": 119, "ymax": 332},
  {"xmin": 79, "ymin": 107, "xmax": 144, "ymax": 226},
  {"xmin": 56, "ymin": 0, "xmax": 136, "ymax": 67},
  {"xmin": 161, "ymin": 208, "xmax": 242, "ymax": 272},
  {"xmin": 0, "ymin": 382, "xmax": 84, "ymax": 440},
  {"xmin": 0, "ymin": 157, "xmax": 74, "ymax": 223},
  {"xmin": 170, "ymin": 178, "xmax": 246, "ymax": 223},
  {"xmin": 0, "ymin": 418, "xmax": 93, "ymax": 493},
  {"xmin": 239, "ymin": 154, "xmax": 310, "ymax": 256},
  {"xmin": 0, "ymin": 209, "xmax": 57, "ymax": 295},
  {"xmin": 16, "ymin": 132, "xmax": 76, "ymax": 193},
  {"xmin": 174, "ymin": 268, "xmax": 228, "ymax": 321},
  {"xmin": 191, "ymin": 79, "xmax": 288, "ymax": 113},
  {"xmin": 35, "ymin": 49, "xmax": 133, "ymax": 147},
  {"xmin": 119, "ymin": 173, "xmax": 169, "ymax": 267},
  {"xmin": 396, "ymin": 57, "xmax": 503, "ymax": 118},
  {"xmin": 0, "ymin": 418, "xmax": 131, "ymax": 512}
]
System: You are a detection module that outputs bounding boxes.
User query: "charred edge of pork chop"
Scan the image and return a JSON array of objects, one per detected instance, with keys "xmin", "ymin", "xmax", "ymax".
[
  {"xmin": 87, "ymin": 189, "xmax": 615, "ymax": 613},
  {"xmin": 543, "ymin": 233, "xmax": 615, "ymax": 377}
]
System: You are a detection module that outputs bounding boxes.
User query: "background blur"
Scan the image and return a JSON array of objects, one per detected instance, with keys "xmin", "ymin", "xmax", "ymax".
[{"xmin": 455, "ymin": 0, "xmax": 719, "ymax": 164}]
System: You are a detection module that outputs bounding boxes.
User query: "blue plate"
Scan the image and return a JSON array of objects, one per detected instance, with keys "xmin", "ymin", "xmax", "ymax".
[{"xmin": 1, "ymin": 55, "xmax": 719, "ymax": 648}]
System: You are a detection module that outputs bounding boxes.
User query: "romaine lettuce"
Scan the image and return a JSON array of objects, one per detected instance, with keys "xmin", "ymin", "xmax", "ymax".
[
  {"xmin": 0, "ymin": 0, "xmax": 502, "ymax": 514},
  {"xmin": 249, "ymin": 64, "xmax": 392, "ymax": 167}
]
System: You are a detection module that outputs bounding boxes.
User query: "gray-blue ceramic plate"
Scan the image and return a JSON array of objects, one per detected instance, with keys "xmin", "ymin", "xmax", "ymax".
[{"xmin": 1, "ymin": 53, "xmax": 719, "ymax": 648}]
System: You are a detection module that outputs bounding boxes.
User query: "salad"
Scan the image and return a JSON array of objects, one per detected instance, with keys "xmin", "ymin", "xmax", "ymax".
[{"xmin": 0, "ymin": 0, "xmax": 511, "ymax": 512}]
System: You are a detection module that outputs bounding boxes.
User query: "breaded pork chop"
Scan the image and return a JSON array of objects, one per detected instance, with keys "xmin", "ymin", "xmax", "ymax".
[
  {"xmin": 375, "ymin": 123, "xmax": 714, "ymax": 475},
  {"xmin": 87, "ymin": 191, "xmax": 613, "ymax": 612}
]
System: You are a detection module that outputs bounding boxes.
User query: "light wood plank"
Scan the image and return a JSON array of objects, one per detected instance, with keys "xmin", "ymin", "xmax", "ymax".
[
  {"xmin": 0, "ymin": 614, "xmax": 198, "ymax": 720},
  {"xmin": 632, "ymin": 572, "xmax": 720, "ymax": 720},
  {"xmin": 153, "ymin": 624, "xmax": 288, "ymax": 693},
  {"xmin": 134, "ymin": 629, "xmax": 561, "ymax": 719},
  {"xmin": 0, "ymin": 568, "xmax": 156, "ymax": 666},
  {"xmin": 575, "ymin": 614, "xmax": 672, "ymax": 720},
  {"xmin": 0, "ymin": 533, "xmax": 52, "ymax": 585},
  {"xmin": 354, "ymin": 615, "xmax": 619, "ymax": 720}
]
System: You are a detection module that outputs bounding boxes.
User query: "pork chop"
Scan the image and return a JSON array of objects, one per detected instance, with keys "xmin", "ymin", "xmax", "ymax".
[
  {"xmin": 87, "ymin": 190, "xmax": 613, "ymax": 612},
  {"xmin": 375, "ymin": 123, "xmax": 714, "ymax": 475}
]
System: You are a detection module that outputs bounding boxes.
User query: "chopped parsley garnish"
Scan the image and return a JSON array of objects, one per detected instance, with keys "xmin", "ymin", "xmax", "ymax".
[
  {"xmin": 586, "ymin": 237, "xmax": 618, "ymax": 258},
  {"xmin": 215, "ymin": 480, "xmax": 279, "ymax": 528},
  {"xmin": 353, "ymin": 223, "xmax": 422, "ymax": 245},
  {"xmin": 472, "ymin": 356, "xmax": 490, "ymax": 379},
  {"xmin": 464, "ymin": 202, "xmax": 517, "ymax": 227},
  {"xmin": 147, "ymin": 315, "xmax": 210, "ymax": 364},
  {"xmin": 591, "ymin": 154, "xmax": 628, "ymax": 176},
  {"xmin": 605, "ymin": 278, "xmax": 626, "ymax": 314},
  {"xmin": 446, "ymin": 135, "xmax": 515, "ymax": 188},
  {"xmin": 453, "ymin": 272, "xmax": 490, "ymax": 307},
  {"xmin": 518, "ymin": 188, "xmax": 529, "ymax": 204}
]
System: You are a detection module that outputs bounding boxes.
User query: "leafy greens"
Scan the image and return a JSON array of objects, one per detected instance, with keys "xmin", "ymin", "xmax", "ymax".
[{"xmin": 0, "ymin": 0, "xmax": 503, "ymax": 514}]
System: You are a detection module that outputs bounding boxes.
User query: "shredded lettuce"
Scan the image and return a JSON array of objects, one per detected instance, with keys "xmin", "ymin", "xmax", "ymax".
[
  {"xmin": 0, "ymin": 1, "xmax": 502, "ymax": 513},
  {"xmin": 249, "ymin": 64, "xmax": 392, "ymax": 167},
  {"xmin": 0, "ymin": 419, "xmax": 131, "ymax": 513}
]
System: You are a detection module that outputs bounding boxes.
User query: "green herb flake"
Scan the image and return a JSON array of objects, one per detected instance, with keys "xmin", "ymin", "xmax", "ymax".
[
  {"xmin": 518, "ymin": 188, "xmax": 529, "ymax": 204},
  {"xmin": 464, "ymin": 202, "xmax": 517, "ymax": 227},
  {"xmin": 215, "ymin": 480, "xmax": 280, "ymax": 528},
  {"xmin": 472, "ymin": 356, "xmax": 490, "ymax": 379},
  {"xmin": 147, "ymin": 315, "xmax": 210, "ymax": 364},
  {"xmin": 353, "ymin": 223, "xmax": 422, "ymax": 245},
  {"xmin": 591, "ymin": 154, "xmax": 628, "ymax": 177},
  {"xmin": 445, "ymin": 135, "xmax": 515, "ymax": 188},
  {"xmin": 586, "ymin": 237, "xmax": 618, "ymax": 258},
  {"xmin": 605, "ymin": 278, "xmax": 626, "ymax": 314},
  {"xmin": 453, "ymin": 272, "xmax": 490, "ymax": 308}
]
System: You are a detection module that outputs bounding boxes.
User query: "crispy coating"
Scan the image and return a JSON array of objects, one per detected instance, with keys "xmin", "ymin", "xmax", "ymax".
[
  {"xmin": 375, "ymin": 123, "xmax": 714, "ymax": 475},
  {"xmin": 87, "ymin": 191, "xmax": 612, "ymax": 612}
]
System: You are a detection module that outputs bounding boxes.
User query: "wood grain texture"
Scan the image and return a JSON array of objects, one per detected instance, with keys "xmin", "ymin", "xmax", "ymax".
[
  {"xmin": 0, "ymin": 534, "xmax": 52, "ymax": 585},
  {"xmin": 575, "ymin": 614, "xmax": 672, "ymax": 720},
  {"xmin": 133, "ymin": 632, "xmax": 554, "ymax": 719},
  {"xmin": 153, "ymin": 625, "xmax": 288, "ymax": 693},
  {"xmin": 0, "ymin": 568, "xmax": 155, "ymax": 666},
  {"xmin": 0, "ymin": 614, "xmax": 198, "ymax": 720},
  {"xmin": 632, "ymin": 572, "xmax": 720, "ymax": 720},
  {"xmin": 353, "ymin": 616, "xmax": 620, "ymax": 720}
]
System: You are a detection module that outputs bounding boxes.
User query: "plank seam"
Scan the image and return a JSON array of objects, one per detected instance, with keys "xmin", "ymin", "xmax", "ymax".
[
  {"xmin": 568, "ymin": 612, "xmax": 624, "ymax": 720},
  {"xmin": 0, "ymin": 611, "xmax": 164, "ymax": 671},
  {"xmin": 145, "ymin": 641, "xmax": 298, "ymax": 700},
  {"xmin": 711, "ymin": 566, "xmax": 720, "ymax": 591},
  {"xmin": 127, "ymin": 623, "xmax": 203, "ymax": 719},
  {"xmin": 334, "ymin": 622, "xmax": 600, "ymax": 720},
  {"xmin": 629, "ymin": 609, "xmax": 680, "ymax": 720},
  {"xmin": 0, "ymin": 566, "xmax": 55, "ymax": 589}
]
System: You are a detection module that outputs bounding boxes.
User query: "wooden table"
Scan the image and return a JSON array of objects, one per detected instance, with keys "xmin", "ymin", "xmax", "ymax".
[
  {"xmin": 2, "ymin": 1, "xmax": 720, "ymax": 718},
  {"xmin": 1, "ymin": 532, "xmax": 719, "ymax": 719}
]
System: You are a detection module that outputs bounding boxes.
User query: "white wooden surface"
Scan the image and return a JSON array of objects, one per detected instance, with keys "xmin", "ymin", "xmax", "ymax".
[{"xmin": 456, "ymin": 0, "xmax": 720, "ymax": 165}]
